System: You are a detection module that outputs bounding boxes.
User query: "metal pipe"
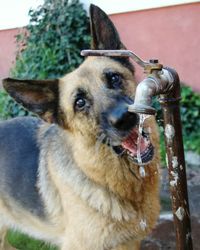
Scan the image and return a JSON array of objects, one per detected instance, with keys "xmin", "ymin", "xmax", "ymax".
[
  {"xmin": 159, "ymin": 68, "xmax": 193, "ymax": 250},
  {"xmin": 81, "ymin": 49, "xmax": 148, "ymax": 68},
  {"xmin": 132, "ymin": 68, "xmax": 193, "ymax": 250},
  {"xmin": 130, "ymin": 67, "xmax": 193, "ymax": 249},
  {"xmin": 81, "ymin": 49, "xmax": 163, "ymax": 70}
]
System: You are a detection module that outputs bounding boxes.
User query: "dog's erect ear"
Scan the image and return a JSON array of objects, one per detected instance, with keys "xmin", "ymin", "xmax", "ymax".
[
  {"xmin": 3, "ymin": 78, "xmax": 59, "ymax": 123},
  {"xmin": 90, "ymin": 4, "xmax": 125, "ymax": 50}
]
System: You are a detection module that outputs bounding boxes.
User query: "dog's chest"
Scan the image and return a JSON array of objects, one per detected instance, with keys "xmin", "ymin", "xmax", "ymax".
[{"xmin": 59, "ymin": 186, "xmax": 138, "ymax": 249}]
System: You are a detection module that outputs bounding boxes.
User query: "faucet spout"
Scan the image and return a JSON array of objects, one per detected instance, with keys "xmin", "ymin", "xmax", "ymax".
[{"xmin": 128, "ymin": 68, "xmax": 177, "ymax": 115}]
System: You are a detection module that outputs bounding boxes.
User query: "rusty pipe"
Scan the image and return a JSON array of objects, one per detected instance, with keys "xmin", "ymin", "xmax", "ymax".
[
  {"xmin": 159, "ymin": 68, "xmax": 193, "ymax": 250},
  {"xmin": 129, "ymin": 66, "xmax": 193, "ymax": 250}
]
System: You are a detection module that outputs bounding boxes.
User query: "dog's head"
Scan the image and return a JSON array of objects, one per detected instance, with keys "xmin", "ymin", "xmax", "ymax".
[{"xmin": 3, "ymin": 5, "xmax": 155, "ymax": 165}]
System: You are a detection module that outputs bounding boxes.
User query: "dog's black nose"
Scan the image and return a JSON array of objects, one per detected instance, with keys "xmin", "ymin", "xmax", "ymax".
[{"xmin": 108, "ymin": 105, "xmax": 139, "ymax": 131}]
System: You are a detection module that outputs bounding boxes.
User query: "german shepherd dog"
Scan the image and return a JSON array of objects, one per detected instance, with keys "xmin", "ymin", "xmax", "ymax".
[{"xmin": 0, "ymin": 5, "xmax": 160, "ymax": 250}]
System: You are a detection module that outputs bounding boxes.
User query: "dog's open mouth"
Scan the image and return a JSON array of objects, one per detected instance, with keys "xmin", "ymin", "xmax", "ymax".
[{"xmin": 113, "ymin": 128, "xmax": 154, "ymax": 165}]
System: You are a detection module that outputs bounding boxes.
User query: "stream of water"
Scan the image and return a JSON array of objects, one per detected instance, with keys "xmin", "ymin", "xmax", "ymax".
[{"xmin": 137, "ymin": 114, "xmax": 151, "ymax": 177}]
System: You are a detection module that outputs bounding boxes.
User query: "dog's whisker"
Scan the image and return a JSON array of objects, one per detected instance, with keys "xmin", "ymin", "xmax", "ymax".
[
  {"xmin": 128, "ymin": 166, "xmax": 140, "ymax": 180},
  {"xmin": 95, "ymin": 133, "xmax": 106, "ymax": 153},
  {"xmin": 95, "ymin": 139, "xmax": 102, "ymax": 154},
  {"xmin": 98, "ymin": 133, "xmax": 107, "ymax": 144}
]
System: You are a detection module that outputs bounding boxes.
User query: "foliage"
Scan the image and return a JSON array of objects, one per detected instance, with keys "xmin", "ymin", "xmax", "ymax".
[
  {"xmin": 0, "ymin": 90, "xmax": 28, "ymax": 119},
  {"xmin": 153, "ymin": 85, "xmax": 200, "ymax": 162},
  {"xmin": 181, "ymin": 86, "xmax": 200, "ymax": 153},
  {"xmin": 0, "ymin": 0, "xmax": 90, "ymax": 120},
  {"xmin": 7, "ymin": 230, "xmax": 57, "ymax": 250}
]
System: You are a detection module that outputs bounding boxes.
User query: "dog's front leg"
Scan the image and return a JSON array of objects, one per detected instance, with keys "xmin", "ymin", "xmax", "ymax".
[
  {"xmin": 61, "ymin": 237, "xmax": 80, "ymax": 250},
  {"xmin": 0, "ymin": 227, "xmax": 16, "ymax": 250},
  {"xmin": 0, "ymin": 227, "xmax": 7, "ymax": 250},
  {"xmin": 61, "ymin": 242, "xmax": 80, "ymax": 250}
]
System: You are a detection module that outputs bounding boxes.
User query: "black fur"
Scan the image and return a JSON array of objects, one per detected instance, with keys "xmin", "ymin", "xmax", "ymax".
[{"xmin": 0, "ymin": 117, "xmax": 45, "ymax": 217}]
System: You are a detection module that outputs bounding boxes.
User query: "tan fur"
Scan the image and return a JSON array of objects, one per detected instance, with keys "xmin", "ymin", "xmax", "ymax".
[
  {"xmin": 0, "ymin": 5, "xmax": 161, "ymax": 248},
  {"xmin": 46, "ymin": 57, "xmax": 160, "ymax": 249},
  {"xmin": 0, "ymin": 56, "xmax": 160, "ymax": 250}
]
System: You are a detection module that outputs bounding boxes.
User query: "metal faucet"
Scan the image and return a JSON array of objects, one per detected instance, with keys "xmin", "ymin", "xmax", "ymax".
[
  {"xmin": 128, "ymin": 68, "xmax": 176, "ymax": 115},
  {"xmin": 81, "ymin": 49, "xmax": 193, "ymax": 250}
]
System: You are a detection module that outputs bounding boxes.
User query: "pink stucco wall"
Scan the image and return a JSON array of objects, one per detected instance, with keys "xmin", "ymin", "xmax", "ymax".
[
  {"xmin": 110, "ymin": 3, "xmax": 200, "ymax": 92},
  {"xmin": 0, "ymin": 28, "xmax": 20, "ymax": 84}
]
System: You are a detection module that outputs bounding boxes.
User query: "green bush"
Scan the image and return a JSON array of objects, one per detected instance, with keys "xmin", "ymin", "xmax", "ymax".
[
  {"xmin": 11, "ymin": 0, "xmax": 90, "ymax": 79},
  {"xmin": 0, "ymin": 0, "xmax": 90, "ymax": 120},
  {"xmin": 0, "ymin": 90, "xmax": 28, "ymax": 119},
  {"xmin": 7, "ymin": 230, "xmax": 57, "ymax": 250},
  {"xmin": 181, "ymin": 85, "xmax": 200, "ymax": 153},
  {"xmin": 154, "ymin": 85, "xmax": 200, "ymax": 159}
]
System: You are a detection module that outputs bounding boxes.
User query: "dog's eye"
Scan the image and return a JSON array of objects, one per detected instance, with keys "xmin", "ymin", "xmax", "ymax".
[
  {"xmin": 106, "ymin": 72, "xmax": 122, "ymax": 89},
  {"xmin": 75, "ymin": 97, "xmax": 86, "ymax": 110}
]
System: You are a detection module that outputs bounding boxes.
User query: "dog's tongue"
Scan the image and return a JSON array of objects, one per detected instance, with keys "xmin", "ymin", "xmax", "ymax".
[{"xmin": 121, "ymin": 128, "xmax": 147, "ymax": 156}]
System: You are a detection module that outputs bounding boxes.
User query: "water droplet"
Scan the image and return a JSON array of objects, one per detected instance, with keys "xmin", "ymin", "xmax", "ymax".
[
  {"xmin": 137, "ymin": 114, "xmax": 151, "ymax": 177},
  {"xmin": 140, "ymin": 218, "xmax": 147, "ymax": 231},
  {"xmin": 139, "ymin": 166, "xmax": 146, "ymax": 177}
]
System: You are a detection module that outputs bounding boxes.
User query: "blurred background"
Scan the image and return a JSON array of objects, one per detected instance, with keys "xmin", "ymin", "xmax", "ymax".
[
  {"xmin": 1, "ymin": 0, "xmax": 200, "ymax": 91},
  {"xmin": 0, "ymin": 0, "xmax": 199, "ymax": 249}
]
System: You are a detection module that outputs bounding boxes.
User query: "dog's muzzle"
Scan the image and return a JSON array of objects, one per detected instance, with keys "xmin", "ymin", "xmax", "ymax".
[{"xmin": 101, "ymin": 96, "xmax": 154, "ymax": 165}]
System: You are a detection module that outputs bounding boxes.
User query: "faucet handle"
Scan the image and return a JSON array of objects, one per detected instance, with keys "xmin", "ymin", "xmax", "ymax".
[
  {"xmin": 81, "ymin": 49, "xmax": 163, "ymax": 74},
  {"xmin": 145, "ymin": 59, "xmax": 163, "ymax": 74}
]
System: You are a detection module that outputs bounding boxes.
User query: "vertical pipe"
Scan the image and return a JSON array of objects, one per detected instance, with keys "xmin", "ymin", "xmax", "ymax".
[{"xmin": 160, "ymin": 68, "xmax": 193, "ymax": 250}]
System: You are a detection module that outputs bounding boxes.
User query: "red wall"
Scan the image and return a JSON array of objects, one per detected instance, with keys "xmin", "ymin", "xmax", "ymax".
[
  {"xmin": 110, "ymin": 3, "xmax": 200, "ymax": 92},
  {"xmin": 0, "ymin": 28, "xmax": 20, "ymax": 85}
]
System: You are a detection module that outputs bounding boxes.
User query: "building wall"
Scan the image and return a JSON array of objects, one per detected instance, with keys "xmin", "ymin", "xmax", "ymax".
[
  {"xmin": 110, "ymin": 3, "xmax": 200, "ymax": 92},
  {"xmin": 82, "ymin": 0, "xmax": 200, "ymax": 14},
  {"xmin": 0, "ymin": 28, "xmax": 20, "ymax": 83},
  {"xmin": 0, "ymin": 2, "xmax": 200, "ymax": 92}
]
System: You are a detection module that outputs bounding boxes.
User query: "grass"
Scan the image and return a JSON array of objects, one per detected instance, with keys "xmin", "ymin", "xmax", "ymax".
[{"xmin": 7, "ymin": 231, "xmax": 57, "ymax": 250}]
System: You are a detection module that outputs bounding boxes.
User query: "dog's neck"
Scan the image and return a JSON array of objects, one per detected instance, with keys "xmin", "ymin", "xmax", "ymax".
[
  {"xmin": 39, "ymin": 124, "xmax": 142, "ymax": 221},
  {"xmin": 71, "ymin": 132, "xmax": 143, "ymax": 202},
  {"xmin": 39, "ymin": 124, "xmax": 159, "ymax": 222}
]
